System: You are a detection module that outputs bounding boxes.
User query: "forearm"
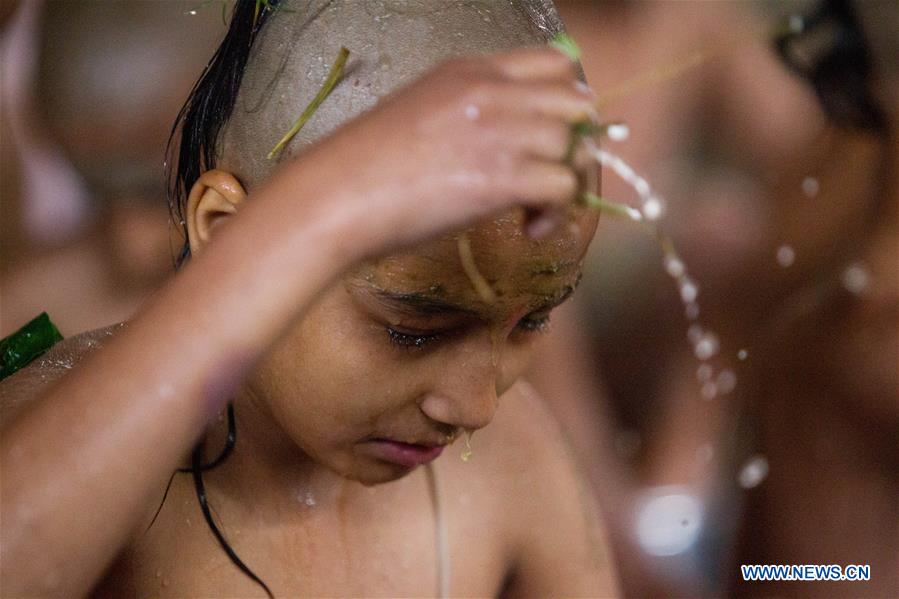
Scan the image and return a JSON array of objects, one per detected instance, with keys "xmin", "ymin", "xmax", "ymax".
[{"xmin": 0, "ymin": 154, "xmax": 366, "ymax": 596}]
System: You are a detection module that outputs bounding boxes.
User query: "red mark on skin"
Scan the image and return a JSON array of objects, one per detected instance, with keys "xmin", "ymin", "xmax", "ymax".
[{"xmin": 202, "ymin": 353, "xmax": 255, "ymax": 420}]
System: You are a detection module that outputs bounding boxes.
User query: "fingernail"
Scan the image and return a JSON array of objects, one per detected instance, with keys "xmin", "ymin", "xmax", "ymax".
[{"xmin": 526, "ymin": 212, "xmax": 559, "ymax": 239}]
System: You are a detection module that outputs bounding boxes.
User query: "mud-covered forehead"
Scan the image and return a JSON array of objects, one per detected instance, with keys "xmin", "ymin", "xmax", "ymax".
[{"xmin": 218, "ymin": 0, "xmax": 566, "ymax": 188}]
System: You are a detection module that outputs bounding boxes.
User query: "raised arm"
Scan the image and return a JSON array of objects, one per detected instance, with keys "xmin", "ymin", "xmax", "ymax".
[{"xmin": 0, "ymin": 48, "xmax": 595, "ymax": 596}]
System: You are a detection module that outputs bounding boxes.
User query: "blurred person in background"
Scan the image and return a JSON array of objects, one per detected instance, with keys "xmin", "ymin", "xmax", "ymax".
[
  {"xmin": 1, "ymin": 1, "xmax": 223, "ymax": 335},
  {"xmin": 734, "ymin": 0, "xmax": 898, "ymax": 595},
  {"xmin": 533, "ymin": 0, "xmax": 896, "ymax": 596}
]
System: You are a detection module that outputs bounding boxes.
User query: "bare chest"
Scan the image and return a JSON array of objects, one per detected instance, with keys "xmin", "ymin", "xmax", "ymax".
[{"xmin": 95, "ymin": 470, "xmax": 509, "ymax": 597}]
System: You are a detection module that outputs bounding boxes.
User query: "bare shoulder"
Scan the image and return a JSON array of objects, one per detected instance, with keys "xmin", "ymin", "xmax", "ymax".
[
  {"xmin": 441, "ymin": 380, "xmax": 620, "ymax": 597},
  {"xmin": 0, "ymin": 323, "xmax": 126, "ymax": 423}
]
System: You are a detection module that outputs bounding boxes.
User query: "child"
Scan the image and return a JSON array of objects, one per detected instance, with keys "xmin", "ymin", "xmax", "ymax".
[{"xmin": 0, "ymin": 0, "xmax": 616, "ymax": 596}]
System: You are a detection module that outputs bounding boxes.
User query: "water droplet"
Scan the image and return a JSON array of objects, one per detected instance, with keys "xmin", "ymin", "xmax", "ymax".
[
  {"xmin": 642, "ymin": 197, "xmax": 663, "ymax": 220},
  {"xmin": 716, "ymin": 369, "xmax": 737, "ymax": 394},
  {"xmin": 188, "ymin": 9, "xmax": 197, "ymax": 15},
  {"xmin": 841, "ymin": 262, "xmax": 869, "ymax": 295},
  {"xmin": 685, "ymin": 303, "xmax": 700, "ymax": 320},
  {"xmin": 664, "ymin": 255, "xmax": 685, "ymax": 278},
  {"xmin": 155, "ymin": 570, "xmax": 162, "ymax": 578},
  {"xmin": 461, "ymin": 429, "xmax": 473, "ymax": 462},
  {"xmin": 634, "ymin": 487, "xmax": 702, "ymax": 556},
  {"xmin": 464, "ymin": 104, "xmax": 480, "ymax": 120},
  {"xmin": 776, "ymin": 245, "xmax": 795, "ymax": 267},
  {"xmin": 680, "ymin": 280, "xmax": 699, "ymax": 304},
  {"xmin": 625, "ymin": 206, "xmax": 644, "ymax": 221},
  {"xmin": 296, "ymin": 490, "xmax": 316, "ymax": 507},
  {"xmin": 737, "ymin": 349, "xmax": 748, "ymax": 361},
  {"xmin": 696, "ymin": 363, "xmax": 713, "ymax": 382},
  {"xmin": 789, "ymin": 14, "xmax": 805, "ymax": 33},
  {"xmin": 606, "ymin": 123, "xmax": 630, "ymax": 141},
  {"xmin": 687, "ymin": 324, "xmax": 703, "ymax": 344},
  {"xmin": 634, "ymin": 179, "xmax": 650, "ymax": 196},
  {"xmin": 693, "ymin": 332, "xmax": 720, "ymax": 361},
  {"xmin": 801, "ymin": 176, "xmax": 819, "ymax": 198},
  {"xmin": 700, "ymin": 381, "xmax": 718, "ymax": 400},
  {"xmin": 738, "ymin": 455, "xmax": 769, "ymax": 489}
]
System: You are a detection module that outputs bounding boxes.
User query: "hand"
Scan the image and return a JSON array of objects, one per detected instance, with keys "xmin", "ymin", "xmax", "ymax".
[{"xmin": 286, "ymin": 46, "xmax": 597, "ymax": 254}]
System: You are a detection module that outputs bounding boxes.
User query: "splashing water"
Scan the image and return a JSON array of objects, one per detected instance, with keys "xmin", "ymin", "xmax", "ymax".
[
  {"xmin": 776, "ymin": 245, "xmax": 795, "ymax": 267},
  {"xmin": 605, "ymin": 123, "xmax": 630, "ymax": 142},
  {"xmin": 586, "ymin": 141, "xmax": 665, "ymax": 223},
  {"xmin": 841, "ymin": 262, "xmax": 869, "ymax": 295},
  {"xmin": 801, "ymin": 176, "xmax": 819, "ymax": 198},
  {"xmin": 738, "ymin": 455, "xmax": 769, "ymax": 489},
  {"xmin": 634, "ymin": 486, "xmax": 703, "ymax": 556},
  {"xmin": 585, "ymin": 138, "xmax": 735, "ymax": 398}
]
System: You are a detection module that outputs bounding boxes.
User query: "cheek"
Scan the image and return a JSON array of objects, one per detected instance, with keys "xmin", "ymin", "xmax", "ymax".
[
  {"xmin": 495, "ymin": 337, "xmax": 541, "ymax": 396},
  {"xmin": 246, "ymin": 292, "xmax": 406, "ymax": 446}
]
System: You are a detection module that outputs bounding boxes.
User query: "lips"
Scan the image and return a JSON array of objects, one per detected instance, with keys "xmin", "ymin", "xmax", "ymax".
[{"xmin": 362, "ymin": 439, "xmax": 445, "ymax": 468}]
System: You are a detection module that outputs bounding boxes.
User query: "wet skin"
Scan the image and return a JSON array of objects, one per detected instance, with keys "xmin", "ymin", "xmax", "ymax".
[{"xmin": 238, "ymin": 206, "xmax": 597, "ymax": 487}]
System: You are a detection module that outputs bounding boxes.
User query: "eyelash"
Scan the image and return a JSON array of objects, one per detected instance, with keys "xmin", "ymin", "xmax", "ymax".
[
  {"xmin": 386, "ymin": 328, "xmax": 442, "ymax": 349},
  {"xmin": 386, "ymin": 315, "xmax": 551, "ymax": 349},
  {"xmin": 518, "ymin": 314, "xmax": 551, "ymax": 333}
]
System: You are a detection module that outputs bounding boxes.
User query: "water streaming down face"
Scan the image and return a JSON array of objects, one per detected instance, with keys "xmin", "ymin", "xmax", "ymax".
[{"xmin": 203, "ymin": 0, "xmax": 597, "ymax": 489}]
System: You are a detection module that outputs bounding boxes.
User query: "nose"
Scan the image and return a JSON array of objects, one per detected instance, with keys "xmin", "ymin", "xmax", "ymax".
[{"xmin": 419, "ymin": 361, "xmax": 499, "ymax": 433}]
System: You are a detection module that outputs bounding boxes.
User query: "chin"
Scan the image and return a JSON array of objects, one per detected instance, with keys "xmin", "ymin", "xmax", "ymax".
[{"xmin": 347, "ymin": 459, "xmax": 421, "ymax": 487}]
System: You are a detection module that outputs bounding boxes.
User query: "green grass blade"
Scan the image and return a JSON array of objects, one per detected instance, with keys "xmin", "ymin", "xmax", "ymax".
[{"xmin": 268, "ymin": 46, "xmax": 350, "ymax": 160}]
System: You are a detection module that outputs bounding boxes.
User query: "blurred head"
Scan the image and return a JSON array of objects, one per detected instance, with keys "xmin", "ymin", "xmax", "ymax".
[
  {"xmin": 35, "ymin": 0, "xmax": 223, "ymax": 284},
  {"xmin": 174, "ymin": 0, "xmax": 597, "ymax": 484}
]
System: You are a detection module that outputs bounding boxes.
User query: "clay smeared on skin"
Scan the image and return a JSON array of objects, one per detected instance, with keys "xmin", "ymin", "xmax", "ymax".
[{"xmin": 346, "ymin": 207, "xmax": 595, "ymax": 324}]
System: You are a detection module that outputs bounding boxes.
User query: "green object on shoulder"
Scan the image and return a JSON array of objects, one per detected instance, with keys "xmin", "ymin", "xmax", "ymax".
[{"xmin": 0, "ymin": 312, "xmax": 64, "ymax": 381}]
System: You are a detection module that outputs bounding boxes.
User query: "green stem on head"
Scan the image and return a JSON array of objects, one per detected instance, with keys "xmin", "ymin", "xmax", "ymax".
[
  {"xmin": 267, "ymin": 46, "xmax": 350, "ymax": 160},
  {"xmin": 457, "ymin": 234, "xmax": 497, "ymax": 304}
]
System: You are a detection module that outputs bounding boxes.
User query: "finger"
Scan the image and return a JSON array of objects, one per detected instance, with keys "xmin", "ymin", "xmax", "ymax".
[
  {"xmin": 487, "ymin": 47, "xmax": 579, "ymax": 81},
  {"xmin": 490, "ymin": 115, "xmax": 571, "ymax": 162},
  {"xmin": 491, "ymin": 80, "xmax": 597, "ymax": 122},
  {"xmin": 502, "ymin": 160, "xmax": 578, "ymax": 206},
  {"xmin": 570, "ymin": 142, "xmax": 596, "ymax": 176}
]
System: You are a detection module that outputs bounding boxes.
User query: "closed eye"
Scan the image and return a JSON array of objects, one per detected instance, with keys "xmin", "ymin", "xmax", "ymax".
[
  {"xmin": 386, "ymin": 327, "xmax": 442, "ymax": 349},
  {"xmin": 516, "ymin": 313, "xmax": 551, "ymax": 333}
]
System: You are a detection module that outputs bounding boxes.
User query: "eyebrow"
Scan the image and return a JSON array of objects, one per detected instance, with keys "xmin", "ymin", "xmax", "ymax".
[
  {"xmin": 372, "ymin": 272, "xmax": 582, "ymax": 318},
  {"xmin": 372, "ymin": 291, "xmax": 481, "ymax": 316}
]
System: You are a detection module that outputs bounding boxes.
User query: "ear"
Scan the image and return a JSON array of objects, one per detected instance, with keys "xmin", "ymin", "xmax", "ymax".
[{"xmin": 186, "ymin": 170, "xmax": 247, "ymax": 255}]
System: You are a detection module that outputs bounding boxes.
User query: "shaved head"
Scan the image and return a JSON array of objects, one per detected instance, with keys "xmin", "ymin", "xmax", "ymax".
[{"xmin": 218, "ymin": 0, "xmax": 568, "ymax": 189}]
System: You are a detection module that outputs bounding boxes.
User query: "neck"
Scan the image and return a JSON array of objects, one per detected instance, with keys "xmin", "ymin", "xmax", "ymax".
[{"xmin": 197, "ymin": 387, "xmax": 351, "ymax": 520}]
